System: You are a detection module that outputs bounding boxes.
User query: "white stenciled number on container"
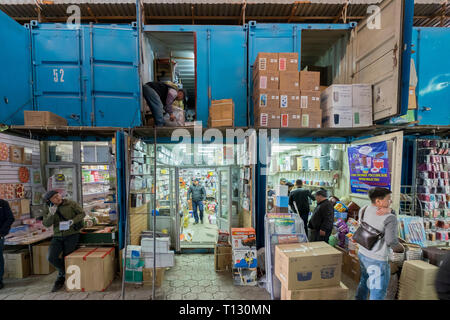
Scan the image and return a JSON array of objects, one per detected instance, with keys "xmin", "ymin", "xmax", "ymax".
[
  {"xmin": 52, "ymin": 68, "xmax": 65, "ymax": 83},
  {"xmin": 66, "ymin": 265, "xmax": 81, "ymax": 290}
]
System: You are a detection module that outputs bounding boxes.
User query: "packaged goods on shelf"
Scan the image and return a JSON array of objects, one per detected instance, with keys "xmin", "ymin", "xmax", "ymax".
[
  {"xmin": 279, "ymin": 72, "xmax": 299, "ymax": 91},
  {"xmin": 254, "ymin": 52, "xmax": 278, "ymax": 73},
  {"xmin": 278, "ymin": 53, "xmax": 298, "ymax": 72},
  {"xmin": 299, "ymin": 71, "xmax": 320, "ymax": 91}
]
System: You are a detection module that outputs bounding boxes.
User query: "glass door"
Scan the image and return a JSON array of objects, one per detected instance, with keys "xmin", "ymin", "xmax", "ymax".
[
  {"xmin": 218, "ymin": 167, "xmax": 231, "ymax": 233},
  {"xmin": 46, "ymin": 165, "xmax": 77, "ymax": 202}
]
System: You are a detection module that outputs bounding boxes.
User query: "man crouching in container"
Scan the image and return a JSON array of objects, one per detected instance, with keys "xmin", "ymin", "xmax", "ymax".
[{"xmin": 42, "ymin": 191, "xmax": 85, "ymax": 292}]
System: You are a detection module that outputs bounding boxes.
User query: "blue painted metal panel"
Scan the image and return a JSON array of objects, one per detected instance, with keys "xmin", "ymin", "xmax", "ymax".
[
  {"xmin": 413, "ymin": 28, "xmax": 450, "ymax": 125},
  {"xmin": 0, "ymin": 10, "xmax": 33, "ymax": 125},
  {"xmin": 116, "ymin": 131, "xmax": 127, "ymax": 250},
  {"xmin": 399, "ymin": 0, "xmax": 414, "ymax": 117}
]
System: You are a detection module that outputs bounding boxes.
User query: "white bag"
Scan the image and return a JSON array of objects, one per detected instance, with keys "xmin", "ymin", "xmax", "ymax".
[{"xmin": 164, "ymin": 107, "xmax": 185, "ymax": 127}]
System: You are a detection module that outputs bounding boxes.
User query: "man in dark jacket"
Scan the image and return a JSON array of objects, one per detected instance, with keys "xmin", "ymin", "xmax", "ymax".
[
  {"xmin": 307, "ymin": 188, "xmax": 334, "ymax": 242},
  {"xmin": 43, "ymin": 191, "xmax": 85, "ymax": 292},
  {"xmin": 187, "ymin": 179, "xmax": 206, "ymax": 224},
  {"xmin": 436, "ymin": 252, "xmax": 450, "ymax": 300},
  {"xmin": 0, "ymin": 199, "xmax": 14, "ymax": 289},
  {"xmin": 289, "ymin": 180, "xmax": 315, "ymax": 232}
]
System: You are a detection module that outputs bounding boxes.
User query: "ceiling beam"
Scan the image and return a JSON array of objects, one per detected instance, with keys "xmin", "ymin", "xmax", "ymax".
[
  {"xmin": 287, "ymin": 2, "xmax": 299, "ymax": 23},
  {"xmin": 333, "ymin": 0, "xmax": 350, "ymax": 24}
]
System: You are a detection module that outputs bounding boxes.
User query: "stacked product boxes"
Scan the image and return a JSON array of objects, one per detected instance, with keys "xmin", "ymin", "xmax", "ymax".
[{"xmin": 231, "ymin": 228, "xmax": 258, "ymax": 286}]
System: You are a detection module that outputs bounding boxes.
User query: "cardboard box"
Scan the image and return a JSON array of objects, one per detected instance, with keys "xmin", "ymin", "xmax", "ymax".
[
  {"xmin": 9, "ymin": 200, "xmax": 22, "ymax": 219},
  {"xmin": 281, "ymin": 282, "xmax": 349, "ymax": 300},
  {"xmin": 276, "ymin": 196, "xmax": 289, "ymax": 208},
  {"xmin": 300, "ymin": 110, "xmax": 322, "ymax": 129},
  {"xmin": 9, "ymin": 146, "xmax": 24, "ymax": 164},
  {"xmin": 3, "ymin": 250, "xmax": 31, "ymax": 279},
  {"xmin": 320, "ymin": 85, "xmax": 353, "ymax": 110},
  {"xmin": 278, "ymin": 53, "xmax": 299, "ymax": 72},
  {"xmin": 279, "ymin": 72, "xmax": 300, "ymax": 91},
  {"xmin": 255, "ymin": 109, "xmax": 280, "ymax": 128},
  {"xmin": 232, "ymin": 248, "xmax": 257, "ymax": 268},
  {"xmin": 232, "ymin": 268, "xmax": 258, "ymax": 286},
  {"xmin": 65, "ymin": 247, "xmax": 115, "ymax": 292},
  {"xmin": 319, "ymin": 86, "xmax": 328, "ymax": 92},
  {"xmin": 398, "ymin": 260, "xmax": 439, "ymax": 300},
  {"xmin": 322, "ymin": 106, "xmax": 353, "ymax": 128},
  {"xmin": 24, "ymin": 111, "xmax": 68, "ymax": 126},
  {"xmin": 422, "ymin": 247, "xmax": 450, "ymax": 267},
  {"xmin": 353, "ymin": 109, "xmax": 373, "ymax": 127},
  {"xmin": 253, "ymin": 89, "xmax": 279, "ymax": 109},
  {"xmin": 352, "ymin": 84, "xmax": 372, "ymax": 107},
  {"xmin": 142, "ymin": 267, "xmax": 165, "ymax": 287},
  {"xmin": 32, "ymin": 242, "xmax": 55, "ymax": 275},
  {"xmin": 231, "ymin": 228, "xmax": 256, "ymax": 250},
  {"xmin": 280, "ymin": 91, "xmax": 300, "ymax": 109},
  {"xmin": 348, "ymin": 255, "xmax": 361, "ymax": 282},
  {"xmin": 254, "ymin": 71, "xmax": 279, "ymax": 90},
  {"xmin": 217, "ymin": 231, "xmax": 230, "ymax": 245},
  {"xmin": 254, "ymin": 52, "xmax": 278, "ymax": 73},
  {"xmin": 215, "ymin": 244, "xmax": 232, "ymax": 271},
  {"xmin": 299, "ymin": 71, "xmax": 320, "ymax": 91},
  {"xmin": 408, "ymin": 86, "xmax": 417, "ymax": 110},
  {"xmin": 300, "ymin": 90, "xmax": 321, "ymax": 110},
  {"xmin": 281, "ymin": 111, "xmax": 301, "ymax": 128},
  {"xmin": 275, "ymin": 242, "xmax": 343, "ymax": 290},
  {"xmin": 141, "ymin": 237, "xmax": 170, "ymax": 253},
  {"xmin": 210, "ymin": 99, "xmax": 234, "ymax": 127}
]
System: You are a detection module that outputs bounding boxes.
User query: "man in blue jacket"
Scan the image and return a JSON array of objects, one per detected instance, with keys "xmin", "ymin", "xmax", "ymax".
[
  {"xmin": 0, "ymin": 199, "xmax": 15, "ymax": 289},
  {"xmin": 187, "ymin": 179, "xmax": 206, "ymax": 224}
]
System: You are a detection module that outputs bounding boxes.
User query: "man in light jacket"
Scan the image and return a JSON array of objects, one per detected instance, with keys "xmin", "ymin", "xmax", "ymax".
[{"xmin": 187, "ymin": 179, "xmax": 206, "ymax": 224}]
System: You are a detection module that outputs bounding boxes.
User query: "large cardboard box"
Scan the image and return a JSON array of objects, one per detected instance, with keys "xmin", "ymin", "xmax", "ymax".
[
  {"xmin": 322, "ymin": 106, "xmax": 353, "ymax": 128},
  {"xmin": 65, "ymin": 247, "xmax": 115, "ymax": 292},
  {"xmin": 278, "ymin": 52, "xmax": 299, "ymax": 72},
  {"xmin": 232, "ymin": 248, "xmax": 257, "ymax": 268},
  {"xmin": 279, "ymin": 72, "xmax": 300, "ymax": 91},
  {"xmin": 300, "ymin": 110, "xmax": 322, "ymax": 129},
  {"xmin": 280, "ymin": 91, "xmax": 300, "ymax": 109},
  {"xmin": 254, "ymin": 52, "xmax": 278, "ymax": 73},
  {"xmin": 142, "ymin": 267, "xmax": 165, "ymax": 287},
  {"xmin": 24, "ymin": 111, "xmax": 68, "ymax": 126},
  {"xmin": 32, "ymin": 242, "xmax": 55, "ymax": 275},
  {"xmin": 215, "ymin": 244, "xmax": 232, "ymax": 272},
  {"xmin": 300, "ymin": 90, "xmax": 321, "ymax": 110},
  {"xmin": 275, "ymin": 242, "xmax": 343, "ymax": 290},
  {"xmin": 299, "ymin": 71, "xmax": 320, "ymax": 91},
  {"xmin": 320, "ymin": 85, "xmax": 352, "ymax": 110},
  {"xmin": 398, "ymin": 260, "xmax": 439, "ymax": 300},
  {"xmin": 253, "ymin": 89, "xmax": 279, "ymax": 110},
  {"xmin": 231, "ymin": 228, "xmax": 256, "ymax": 250},
  {"xmin": 281, "ymin": 111, "xmax": 302, "ymax": 128},
  {"xmin": 353, "ymin": 108, "xmax": 373, "ymax": 127},
  {"xmin": 352, "ymin": 84, "xmax": 372, "ymax": 107},
  {"xmin": 255, "ymin": 109, "xmax": 280, "ymax": 128},
  {"xmin": 210, "ymin": 99, "xmax": 234, "ymax": 127},
  {"xmin": 3, "ymin": 250, "xmax": 31, "ymax": 279},
  {"xmin": 254, "ymin": 71, "xmax": 279, "ymax": 90},
  {"xmin": 281, "ymin": 282, "xmax": 349, "ymax": 300}
]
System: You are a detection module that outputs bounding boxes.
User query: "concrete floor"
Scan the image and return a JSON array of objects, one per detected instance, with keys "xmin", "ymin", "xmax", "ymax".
[{"xmin": 0, "ymin": 253, "xmax": 358, "ymax": 300}]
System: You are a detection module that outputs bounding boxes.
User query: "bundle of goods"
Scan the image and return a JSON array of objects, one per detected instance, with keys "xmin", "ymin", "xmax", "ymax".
[
  {"xmin": 398, "ymin": 260, "xmax": 439, "ymax": 300},
  {"xmin": 264, "ymin": 213, "xmax": 307, "ymax": 299},
  {"xmin": 231, "ymin": 228, "xmax": 257, "ymax": 286}
]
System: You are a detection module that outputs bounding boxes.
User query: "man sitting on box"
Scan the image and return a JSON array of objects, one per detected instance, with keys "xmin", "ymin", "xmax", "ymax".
[
  {"xmin": 43, "ymin": 191, "xmax": 85, "ymax": 292},
  {"xmin": 187, "ymin": 179, "xmax": 206, "ymax": 225},
  {"xmin": 307, "ymin": 188, "xmax": 334, "ymax": 242},
  {"xmin": 0, "ymin": 199, "xmax": 15, "ymax": 290}
]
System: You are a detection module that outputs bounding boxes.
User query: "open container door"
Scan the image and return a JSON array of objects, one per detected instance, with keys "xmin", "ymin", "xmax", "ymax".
[
  {"xmin": 0, "ymin": 10, "xmax": 33, "ymax": 125},
  {"xmin": 347, "ymin": 0, "xmax": 413, "ymax": 121}
]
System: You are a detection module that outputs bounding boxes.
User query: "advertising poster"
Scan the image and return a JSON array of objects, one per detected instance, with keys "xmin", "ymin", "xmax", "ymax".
[{"xmin": 348, "ymin": 141, "xmax": 390, "ymax": 194}]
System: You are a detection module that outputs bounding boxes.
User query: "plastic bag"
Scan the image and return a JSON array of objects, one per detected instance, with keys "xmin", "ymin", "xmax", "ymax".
[{"xmin": 164, "ymin": 106, "xmax": 185, "ymax": 127}]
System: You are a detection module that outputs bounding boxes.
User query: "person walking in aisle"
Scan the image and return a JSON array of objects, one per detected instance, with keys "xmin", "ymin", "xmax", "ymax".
[
  {"xmin": 355, "ymin": 187, "xmax": 404, "ymax": 300},
  {"xmin": 43, "ymin": 191, "xmax": 85, "ymax": 292},
  {"xmin": 289, "ymin": 180, "xmax": 315, "ymax": 231},
  {"xmin": 307, "ymin": 188, "xmax": 334, "ymax": 242},
  {"xmin": 187, "ymin": 179, "xmax": 206, "ymax": 224},
  {"xmin": 0, "ymin": 199, "xmax": 14, "ymax": 290}
]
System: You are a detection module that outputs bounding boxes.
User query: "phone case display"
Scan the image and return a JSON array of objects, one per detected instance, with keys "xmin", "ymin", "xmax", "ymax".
[
  {"xmin": 415, "ymin": 139, "xmax": 450, "ymax": 246},
  {"xmin": 264, "ymin": 213, "xmax": 307, "ymax": 300}
]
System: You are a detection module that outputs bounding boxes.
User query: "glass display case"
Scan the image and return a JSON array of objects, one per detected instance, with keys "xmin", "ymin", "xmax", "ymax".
[{"xmin": 46, "ymin": 165, "xmax": 77, "ymax": 201}]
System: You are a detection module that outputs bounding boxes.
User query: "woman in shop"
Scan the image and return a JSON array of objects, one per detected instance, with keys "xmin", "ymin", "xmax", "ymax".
[{"xmin": 42, "ymin": 191, "xmax": 85, "ymax": 292}]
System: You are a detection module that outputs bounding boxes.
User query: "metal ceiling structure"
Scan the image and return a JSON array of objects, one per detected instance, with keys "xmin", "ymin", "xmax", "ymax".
[{"xmin": 0, "ymin": 0, "xmax": 448, "ymax": 27}]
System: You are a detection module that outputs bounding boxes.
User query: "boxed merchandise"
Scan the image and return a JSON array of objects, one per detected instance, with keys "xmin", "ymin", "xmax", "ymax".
[
  {"xmin": 232, "ymin": 248, "xmax": 258, "ymax": 268},
  {"xmin": 279, "ymin": 72, "xmax": 300, "ymax": 91},
  {"xmin": 353, "ymin": 108, "xmax": 373, "ymax": 127},
  {"xmin": 20, "ymin": 199, "xmax": 30, "ymax": 215},
  {"xmin": 141, "ymin": 237, "xmax": 170, "ymax": 253},
  {"xmin": 278, "ymin": 53, "xmax": 299, "ymax": 72},
  {"xmin": 32, "ymin": 242, "xmax": 55, "ymax": 275},
  {"xmin": 143, "ymin": 251, "xmax": 175, "ymax": 268},
  {"xmin": 300, "ymin": 90, "xmax": 321, "ymax": 110},
  {"xmin": 217, "ymin": 230, "xmax": 230, "ymax": 245},
  {"xmin": 281, "ymin": 282, "xmax": 349, "ymax": 300},
  {"xmin": 9, "ymin": 146, "xmax": 24, "ymax": 164},
  {"xmin": 255, "ymin": 109, "xmax": 280, "ymax": 128},
  {"xmin": 122, "ymin": 245, "xmax": 144, "ymax": 283},
  {"xmin": 408, "ymin": 86, "xmax": 417, "ymax": 109},
  {"xmin": 274, "ymin": 185, "xmax": 289, "ymax": 197},
  {"xmin": 279, "ymin": 91, "xmax": 300, "ymax": 109},
  {"xmin": 209, "ymin": 99, "xmax": 234, "ymax": 127},
  {"xmin": 398, "ymin": 260, "xmax": 439, "ymax": 300},
  {"xmin": 322, "ymin": 106, "xmax": 353, "ymax": 128},
  {"xmin": 231, "ymin": 228, "xmax": 256, "ymax": 250},
  {"xmin": 254, "ymin": 52, "xmax": 278, "ymax": 73},
  {"xmin": 3, "ymin": 250, "xmax": 31, "ymax": 278},
  {"xmin": 348, "ymin": 255, "xmax": 361, "ymax": 282},
  {"xmin": 320, "ymin": 85, "xmax": 353, "ymax": 110},
  {"xmin": 215, "ymin": 244, "xmax": 232, "ymax": 271},
  {"xmin": 276, "ymin": 196, "xmax": 289, "ymax": 208},
  {"xmin": 24, "ymin": 111, "xmax": 68, "ymax": 126},
  {"xmin": 274, "ymin": 206, "xmax": 289, "ymax": 214},
  {"xmin": 352, "ymin": 84, "xmax": 372, "ymax": 107},
  {"xmin": 65, "ymin": 247, "xmax": 115, "ymax": 292},
  {"xmin": 142, "ymin": 267, "xmax": 165, "ymax": 287},
  {"xmin": 232, "ymin": 268, "xmax": 258, "ymax": 286},
  {"xmin": 275, "ymin": 242, "xmax": 343, "ymax": 290},
  {"xmin": 299, "ymin": 71, "xmax": 320, "ymax": 91},
  {"xmin": 300, "ymin": 110, "xmax": 322, "ymax": 128},
  {"xmin": 253, "ymin": 89, "xmax": 279, "ymax": 109},
  {"xmin": 254, "ymin": 71, "xmax": 280, "ymax": 90}
]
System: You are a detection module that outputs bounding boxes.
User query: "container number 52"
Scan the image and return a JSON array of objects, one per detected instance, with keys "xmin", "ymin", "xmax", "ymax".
[{"xmin": 53, "ymin": 68, "xmax": 65, "ymax": 83}]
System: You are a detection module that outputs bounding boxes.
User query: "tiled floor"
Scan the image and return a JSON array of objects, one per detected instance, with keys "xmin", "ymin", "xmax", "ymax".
[{"xmin": 0, "ymin": 253, "xmax": 358, "ymax": 300}]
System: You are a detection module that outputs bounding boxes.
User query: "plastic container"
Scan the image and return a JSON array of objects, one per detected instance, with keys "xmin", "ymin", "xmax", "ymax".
[
  {"xmin": 320, "ymin": 144, "xmax": 330, "ymax": 156},
  {"xmin": 330, "ymin": 149, "xmax": 342, "ymax": 161},
  {"xmin": 320, "ymin": 156, "xmax": 330, "ymax": 170}
]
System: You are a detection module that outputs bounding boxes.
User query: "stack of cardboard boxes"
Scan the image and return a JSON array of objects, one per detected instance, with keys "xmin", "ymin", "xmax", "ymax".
[
  {"xmin": 253, "ymin": 52, "xmax": 321, "ymax": 129},
  {"xmin": 231, "ymin": 228, "xmax": 258, "ymax": 286},
  {"xmin": 272, "ymin": 185, "xmax": 289, "ymax": 213},
  {"xmin": 140, "ymin": 235, "xmax": 174, "ymax": 287},
  {"xmin": 398, "ymin": 260, "xmax": 439, "ymax": 300},
  {"xmin": 275, "ymin": 242, "xmax": 349, "ymax": 300},
  {"xmin": 214, "ymin": 231, "xmax": 232, "ymax": 272},
  {"xmin": 209, "ymin": 99, "xmax": 234, "ymax": 127}
]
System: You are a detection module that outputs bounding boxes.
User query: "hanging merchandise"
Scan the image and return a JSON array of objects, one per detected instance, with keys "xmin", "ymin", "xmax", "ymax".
[
  {"xmin": 320, "ymin": 156, "xmax": 330, "ymax": 170},
  {"xmin": 0, "ymin": 142, "xmax": 9, "ymax": 161},
  {"xmin": 398, "ymin": 215, "xmax": 427, "ymax": 247},
  {"xmin": 32, "ymin": 169, "xmax": 42, "ymax": 185},
  {"xmin": 15, "ymin": 184, "xmax": 25, "ymax": 199},
  {"xmin": 330, "ymin": 148, "xmax": 342, "ymax": 161},
  {"xmin": 18, "ymin": 167, "xmax": 30, "ymax": 183}
]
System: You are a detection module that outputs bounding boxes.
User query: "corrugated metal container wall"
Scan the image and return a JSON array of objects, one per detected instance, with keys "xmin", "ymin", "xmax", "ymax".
[
  {"xmin": 412, "ymin": 27, "xmax": 450, "ymax": 126},
  {"xmin": 0, "ymin": 10, "xmax": 33, "ymax": 125}
]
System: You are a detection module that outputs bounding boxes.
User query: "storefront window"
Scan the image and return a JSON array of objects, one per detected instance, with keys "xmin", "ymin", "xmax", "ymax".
[
  {"xmin": 81, "ymin": 142, "xmax": 110, "ymax": 163},
  {"xmin": 48, "ymin": 141, "xmax": 73, "ymax": 162}
]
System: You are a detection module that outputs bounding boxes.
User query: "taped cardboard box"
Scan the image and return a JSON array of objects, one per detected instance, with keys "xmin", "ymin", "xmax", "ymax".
[
  {"xmin": 255, "ymin": 109, "xmax": 280, "ymax": 128},
  {"xmin": 398, "ymin": 260, "xmax": 439, "ymax": 300},
  {"xmin": 3, "ymin": 250, "xmax": 31, "ymax": 279},
  {"xmin": 142, "ymin": 267, "xmax": 165, "ymax": 287},
  {"xmin": 278, "ymin": 53, "xmax": 299, "ymax": 72},
  {"xmin": 65, "ymin": 247, "xmax": 115, "ymax": 292},
  {"xmin": 300, "ymin": 110, "xmax": 322, "ymax": 129},
  {"xmin": 253, "ymin": 71, "xmax": 280, "ymax": 90},
  {"xmin": 280, "ymin": 91, "xmax": 300, "ymax": 109},
  {"xmin": 300, "ymin": 90, "xmax": 321, "ymax": 110},
  {"xmin": 408, "ymin": 86, "xmax": 417, "ymax": 110},
  {"xmin": 215, "ymin": 244, "xmax": 232, "ymax": 271},
  {"xmin": 299, "ymin": 71, "xmax": 320, "ymax": 91},
  {"xmin": 209, "ymin": 99, "xmax": 234, "ymax": 127},
  {"xmin": 253, "ymin": 89, "xmax": 279, "ymax": 109},
  {"xmin": 279, "ymin": 72, "xmax": 300, "ymax": 91},
  {"xmin": 281, "ymin": 111, "xmax": 302, "ymax": 128},
  {"xmin": 24, "ymin": 111, "xmax": 68, "ymax": 126},
  {"xmin": 254, "ymin": 52, "xmax": 278, "ymax": 73},
  {"xmin": 32, "ymin": 242, "xmax": 55, "ymax": 275},
  {"xmin": 322, "ymin": 106, "xmax": 353, "ymax": 128},
  {"xmin": 353, "ymin": 109, "xmax": 373, "ymax": 127},
  {"xmin": 275, "ymin": 242, "xmax": 343, "ymax": 290},
  {"xmin": 281, "ymin": 282, "xmax": 349, "ymax": 300}
]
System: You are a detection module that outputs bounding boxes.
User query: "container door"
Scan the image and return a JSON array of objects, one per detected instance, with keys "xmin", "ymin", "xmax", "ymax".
[
  {"xmin": 31, "ymin": 25, "xmax": 84, "ymax": 126},
  {"xmin": 115, "ymin": 130, "xmax": 128, "ymax": 250},
  {"xmin": 0, "ymin": 11, "xmax": 33, "ymax": 125},
  {"xmin": 346, "ymin": 0, "xmax": 413, "ymax": 121}
]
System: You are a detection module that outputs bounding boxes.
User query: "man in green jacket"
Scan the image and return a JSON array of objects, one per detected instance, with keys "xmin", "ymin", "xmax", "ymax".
[{"xmin": 43, "ymin": 191, "xmax": 85, "ymax": 292}]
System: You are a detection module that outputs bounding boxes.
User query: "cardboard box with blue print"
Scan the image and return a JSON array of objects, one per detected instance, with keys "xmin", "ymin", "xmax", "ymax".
[{"xmin": 232, "ymin": 249, "xmax": 258, "ymax": 268}]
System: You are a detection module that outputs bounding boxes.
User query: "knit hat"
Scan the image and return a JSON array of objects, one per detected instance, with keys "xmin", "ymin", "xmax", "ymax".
[
  {"xmin": 44, "ymin": 190, "xmax": 59, "ymax": 202},
  {"xmin": 314, "ymin": 188, "xmax": 328, "ymax": 198}
]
